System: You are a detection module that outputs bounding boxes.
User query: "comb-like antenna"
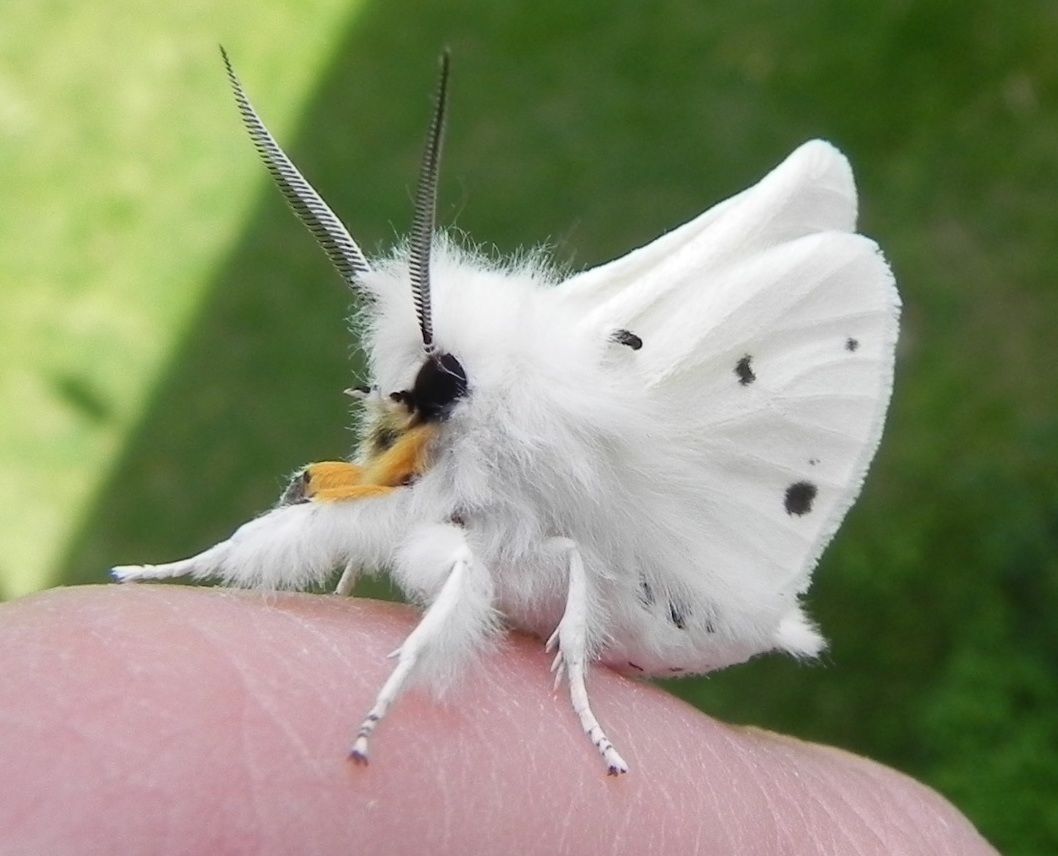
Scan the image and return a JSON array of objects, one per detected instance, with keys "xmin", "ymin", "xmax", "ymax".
[
  {"xmin": 408, "ymin": 51, "xmax": 451, "ymax": 353},
  {"xmin": 220, "ymin": 46, "xmax": 372, "ymax": 285}
]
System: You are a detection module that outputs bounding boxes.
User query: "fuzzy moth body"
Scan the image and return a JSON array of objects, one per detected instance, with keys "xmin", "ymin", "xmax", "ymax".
[{"xmin": 113, "ymin": 50, "xmax": 900, "ymax": 775}]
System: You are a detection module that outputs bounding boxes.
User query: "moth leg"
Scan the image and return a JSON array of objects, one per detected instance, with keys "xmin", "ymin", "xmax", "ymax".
[
  {"xmin": 546, "ymin": 538, "xmax": 629, "ymax": 776},
  {"xmin": 350, "ymin": 527, "xmax": 491, "ymax": 764},
  {"xmin": 333, "ymin": 561, "xmax": 357, "ymax": 596},
  {"xmin": 112, "ymin": 540, "xmax": 228, "ymax": 583},
  {"xmin": 113, "ymin": 496, "xmax": 405, "ymax": 589}
]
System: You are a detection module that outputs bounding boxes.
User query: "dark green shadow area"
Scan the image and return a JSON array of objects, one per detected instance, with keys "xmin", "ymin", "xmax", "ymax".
[{"xmin": 58, "ymin": 2, "xmax": 1057, "ymax": 851}]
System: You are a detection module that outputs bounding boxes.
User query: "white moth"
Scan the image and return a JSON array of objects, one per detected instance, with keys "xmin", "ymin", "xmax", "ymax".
[{"xmin": 114, "ymin": 50, "xmax": 900, "ymax": 775}]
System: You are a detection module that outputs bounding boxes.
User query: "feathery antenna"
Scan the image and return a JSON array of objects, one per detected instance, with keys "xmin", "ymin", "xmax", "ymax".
[
  {"xmin": 219, "ymin": 46, "xmax": 372, "ymax": 285},
  {"xmin": 408, "ymin": 51, "xmax": 451, "ymax": 353}
]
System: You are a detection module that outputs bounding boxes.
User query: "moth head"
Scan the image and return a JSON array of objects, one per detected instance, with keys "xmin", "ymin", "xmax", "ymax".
[{"xmin": 221, "ymin": 47, "xmax": 468, "ymax": 423}]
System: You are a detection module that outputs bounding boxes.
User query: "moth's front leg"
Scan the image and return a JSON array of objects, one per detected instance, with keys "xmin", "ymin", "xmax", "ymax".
[
  {"xmin": 112, "ymin": 491, "xmax": 406, "ymax": 591},
  {"xmin": 546, "ymin": 538, "xmax": 629, "ymax": 775},
  {"xmin": 350, "ymin": 523, "xmax": 495, "ymax": 763}
]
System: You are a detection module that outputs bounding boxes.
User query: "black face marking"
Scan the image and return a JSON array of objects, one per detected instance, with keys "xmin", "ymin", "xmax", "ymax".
[
  {"xmin": 845, "ymin": 337, "xmax": 859, "ymax": 352},
  {"xmin": 784, "ymin": 481, "xmax": 818, "ymax": 516},
  {"xmin": 611, "ymin": 329, "xmax": 643, "ymax": 350},
  {"xmin": 735, "ymin": 354, "xmax": 756, "ymax": 386},
  {"xmin": 399, "ymin": 352, "xmax": 469, "ymax": 422},
  {"xmin": 667, "ymin": 601, "xmax": 687, "ymax": 630},
  {"xmin": 638, "ymin": 577, "xmax": 656, "ymax": 607}
]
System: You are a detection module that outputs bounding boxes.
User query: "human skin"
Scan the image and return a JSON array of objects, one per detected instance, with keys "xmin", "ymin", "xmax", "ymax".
[{"xmin": 0, "ymin": 586, "xmax": 994, "ymax": 855}]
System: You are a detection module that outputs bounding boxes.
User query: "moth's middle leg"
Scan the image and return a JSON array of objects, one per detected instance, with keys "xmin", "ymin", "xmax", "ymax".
[
  {"xmin": 349, "ymin": 523, "xmax": 494, "ymax": 764},
  {"xmin": 546, "ymin": 537, "xmax": 629, "ymax": 775}
]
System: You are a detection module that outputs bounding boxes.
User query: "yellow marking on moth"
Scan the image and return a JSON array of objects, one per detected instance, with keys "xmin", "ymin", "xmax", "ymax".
[
  {"xmin": 313, "ymin": 484, "xmax": 396, "ymax": 502},
  {"xmin": 305, "ymin": 424, "xmax": 438, "ymax": 503},
  {"xmin": 303, "ymin": 461, "xmax": 365, "ymax": 493},
  {"xmin": 362, "ymin": 424, "xmax": 436, "ymax": 487}
]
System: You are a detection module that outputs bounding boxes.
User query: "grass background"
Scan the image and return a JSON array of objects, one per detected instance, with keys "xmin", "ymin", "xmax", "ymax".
[{"xmin": 4, "ymin": 1, "xmax": 1057, "ymax": 852}]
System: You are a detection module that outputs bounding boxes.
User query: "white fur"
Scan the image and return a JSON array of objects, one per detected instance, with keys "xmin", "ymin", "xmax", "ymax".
[{"xmin": 115, "ymin": 140, "xmax": 900, "ymax": 771}]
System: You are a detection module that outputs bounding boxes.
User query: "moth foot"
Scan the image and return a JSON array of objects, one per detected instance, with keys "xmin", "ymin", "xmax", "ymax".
[
  {"xmin": 111, "ymin": 564, "xmax": 176, "ymax": 583},
  {"xmin": 111, "ymin": 565, "xmax": 145, "ymax": 582},
  {"xmin": 588, "ymin": 723, "xmax": 629, "ymax": 775},
  {"xmin": 348, "ymin": 739, "xmax": 370, "ymax": 765},
  {"xmin": 604, "ymin": 749, "xmax": 630, "ymax": 776}
]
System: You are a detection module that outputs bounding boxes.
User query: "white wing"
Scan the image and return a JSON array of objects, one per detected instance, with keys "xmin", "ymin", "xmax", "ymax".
[{"xmin": 558, "ymin": 141, "xmax": 899, "ymax": 663}]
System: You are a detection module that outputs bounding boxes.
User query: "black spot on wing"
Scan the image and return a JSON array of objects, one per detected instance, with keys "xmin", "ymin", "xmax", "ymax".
[
  {"xmin": 667, "ymin": 601, "xmax": 687, "ymax": 630},
  {"xmin": 809, "ymin": 457, "xmax": 820, "ymax": 466},
  {"xmin": 735, "ymin": 355, "xmax": 756, "ymax": 386},
  {"xmin": 612, "ymin": 329, "xmax": 643, "ymax": 350},
  {"xmin": 785, "ymin": 481, "xmax": 818, "ymax": 516},
  {"xmin": 845, "ymin": 337, "xmax": 859, "ymax": 352},
  {"xmin": 638, "ymin": 577, "xmax": 656, "ymax": 607}
]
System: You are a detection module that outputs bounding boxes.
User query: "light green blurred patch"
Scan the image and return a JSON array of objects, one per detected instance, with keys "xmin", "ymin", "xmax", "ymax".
[{"xmin": 0, "ymin": 0, "xmax": 364, "ymax": 597}]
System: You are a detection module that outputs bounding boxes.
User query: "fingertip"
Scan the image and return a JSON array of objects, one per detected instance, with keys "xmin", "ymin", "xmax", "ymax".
[{"xmin": 0, "ymin": 586, "xmax": 995, "ymax": 856}]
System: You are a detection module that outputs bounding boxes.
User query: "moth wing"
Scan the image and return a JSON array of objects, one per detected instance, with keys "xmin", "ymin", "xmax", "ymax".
[
  {"xmin": 559, "ymin": 140, "xmax": 857, "ymax": 322},
  {"xmin": 559, "ymin": 141, "xmax": 899, "ymax": 648}
]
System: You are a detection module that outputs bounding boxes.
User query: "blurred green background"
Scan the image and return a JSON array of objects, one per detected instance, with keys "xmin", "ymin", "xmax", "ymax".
[{"xmin": 3, "ymin": 1, "xmax": 1056, "ymax": 851}]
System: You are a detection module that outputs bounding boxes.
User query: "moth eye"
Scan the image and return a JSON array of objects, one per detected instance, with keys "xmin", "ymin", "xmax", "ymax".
[
  {"xmin": 784, "ymin": 480, "xmax": 818, "ymax": 516},
  {"xmin": 735, "ymin": 354, "xmax": 756, "ymax": 386},
  {"xmin": 409, "ymin": 352, "xmax": 468, "ymax": 421},
  {"xmin": 845, "ymin": 337, "xmax": 859, "ymax": 352},
  {"xmin": 611, "ymin": 329, "xmax": 643, "ymax": 350}
]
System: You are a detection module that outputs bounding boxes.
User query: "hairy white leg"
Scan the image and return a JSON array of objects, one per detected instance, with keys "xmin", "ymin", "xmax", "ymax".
[
  {"xmin": 112, "ymin": 497, "xmax": 406, "ymax": 590},
  {"xmin": 350, "ymin": 529, "xmax": 491, "ymax": 764},
  {"xmin": 546, "ymin": 538, "xmax": 629, "ymax": 776},
  {"xmin": 333, "ymin": 561, "xmax": 357, "ymax": 596},
  {"xmin": 112, "ymin": 541, "xmax": 229, "ymax": 583}
]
